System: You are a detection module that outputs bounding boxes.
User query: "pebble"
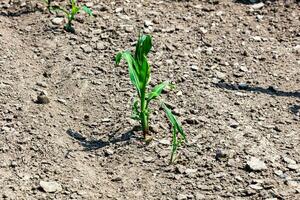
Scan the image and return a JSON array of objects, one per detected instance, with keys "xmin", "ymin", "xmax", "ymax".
[
  {"xmin": 96, "ymin": 42, "xmax": 106, "ymax": 50},
  {"xmin": 246, "ymin": 157, "xmax": 267, "ymax": 171},
  {"xmin": 205, "ymin": 47, "xmax": 214, "ymax": 55},
  {"xmin": 36, "ymin": 93, "xmax": 50, "ymax": 104},
  {"xmin": 251, "ymin": 2, "xmax": 264, "ymax": 9},
  {"xmin": 144, "ymin": 20, "xmax": 153, "ymax": 27},
  {"xmin": 177, "ymin": 194, "xmax": 187, "ymax": 200},
  {"xmin": 283, "ymin": 157, "xmax": 296, "ymax": 165},
  {"xmin": 215, "ymin": 71, "xmax": 226, "ymax": 79},
  {"xmin": 81, "ymin": 45, "xmax": 93, "ymax": 53},
  {"xmin": 190, "ymin": 65, "xmax": 199, "ymax": 71},
  {"xmin": 143, "ymin": 156, "xmax": 154, "ymax": 163},
  {"xmin": 229, "ymin": 119, "xmax": 239, "ymax": 128},
  {"xmin": 287, "ymin": 164, "xmax": 299, "ymax": 171},
  {"xmin": 252, "ymin": 36, "xmax": 262, "ymax": 42},
  {"xmin": 249, "ymin": 184, "xmax": 263, "ymax": 190},
  {"xmin": 194, "ymin": 193, "xmax": 205, "ymax": 200},
  {"xmin": 39, "ymin": 181, "xmax": 62, "ymax": 193},
  {"xmin": 159, "ymin": 139, "xmax": 171, "ymax": 145},
  {"xmin": 51, "ymin": 17, "xmax": 64, "ymax": 25}
]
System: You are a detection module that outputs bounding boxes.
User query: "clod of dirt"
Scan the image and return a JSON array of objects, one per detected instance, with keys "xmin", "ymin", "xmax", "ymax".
[
  {"xmin": 36, "ymin": 92, "xmax": 50, "ymax": 104},
  {"xmin": 39, "ymin": 181, "xmax": 62, "ymax": 193},
  {"xmin": 246, "ymin": 157, "xmax": 268, "ymax": 171}
]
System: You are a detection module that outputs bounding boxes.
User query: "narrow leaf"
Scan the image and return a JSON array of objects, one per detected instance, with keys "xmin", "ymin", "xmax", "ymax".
[
  {"xmin": 146, "ymin": 81, "xmax": 169, "ymax": 102},
  {"xmin": 82, "ymin": 6, "xmax": 92, "ymax": 16},
  {"xmin": 115, "ymin": 51, "xmax": 141, "ymax": 96}
]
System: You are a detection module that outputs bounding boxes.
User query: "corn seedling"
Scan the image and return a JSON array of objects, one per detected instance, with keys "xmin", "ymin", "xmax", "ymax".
[
  {"xmin": 115, "ymin": 34, "xmax": 187, "ymax": 163},
  {"xmin": 51, "ymin": 0, "xmax": 92, "ymax": 33}
]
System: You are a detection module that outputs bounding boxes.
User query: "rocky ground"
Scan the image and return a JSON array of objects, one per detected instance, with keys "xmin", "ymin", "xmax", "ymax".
[{"xmin": 0, "ymin": 0, "xmax": 299, "ymax": 199}]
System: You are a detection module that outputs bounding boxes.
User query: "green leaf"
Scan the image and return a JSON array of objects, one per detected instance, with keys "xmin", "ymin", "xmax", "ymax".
[
  {"xmin": 131, "ymin": 99, "xmax": 140, "ymax": 120},
  {"xmin": 115, "ymin": 52, "xmax": 122, "ymax": 65},
  {"xmin": 82, "ymin": 6, "xmax": 92, "ymax": 16},
  {"xmin": 163, "ymin": 102, "xmax": 185, "ymax": 140},
  {"xmin": 115, "ymin": 51, "xmax": 141, "ymax": 96},
  {"xmin": 139, "ymin": 55, "xmax": 150, "ymax": 89},
  {"xmin": 146, "ymin": 81, "xmax": 169, "ymax": 102},
  {"xmin": 135, "ymin": 35, "xmax": 152, "ymax": 65},
  {"xmin": 71, "ymin": 6, "xmax": 80, "ymax": 16}
]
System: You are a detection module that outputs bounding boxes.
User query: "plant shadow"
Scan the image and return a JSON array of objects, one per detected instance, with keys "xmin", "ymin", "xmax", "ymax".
[
  {"xmin": 214, "ymin": 82, "xmax": 300, "ymax": 99},
  {"xmin": 66, "ymin": 128, "xmax": 140, "ymax": 151}
]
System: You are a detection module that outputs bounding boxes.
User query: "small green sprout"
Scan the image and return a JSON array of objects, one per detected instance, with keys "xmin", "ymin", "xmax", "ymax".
[
  {"xmin": 51, "ymin": 0, "xmax": 92, "ymax": 33},
  {"xmin": 115, "ymin": 34, "xmax": 187, "ymax": 163}
]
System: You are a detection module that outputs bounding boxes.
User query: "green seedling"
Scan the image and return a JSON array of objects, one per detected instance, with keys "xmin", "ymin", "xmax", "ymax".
[
  {"xmin": 115, "ymin": 34, "xmax": 187, "ymax": 163},
  {"xmin": 51, "ymin": 0, "xmax": 92, "ymax": 33}
]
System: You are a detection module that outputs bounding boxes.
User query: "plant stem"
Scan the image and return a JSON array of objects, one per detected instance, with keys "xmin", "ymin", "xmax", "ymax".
[{"xmin": 140, "ymin": 92, "xmax": 149, "ymax": 138}]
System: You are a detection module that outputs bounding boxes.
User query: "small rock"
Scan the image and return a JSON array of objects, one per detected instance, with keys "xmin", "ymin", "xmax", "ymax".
[
  {"xmin": 251, "ymin": 2, "xmax": 264, "ymax": 9},
  {"xmin": 81, "ymin": 44, "xmax": 93, "ymax": 53},
  {"xmin": 283, "ymin": 157, "xmax": 296, "ymax": 165},
  {"xmin": 144, "ymin": 20, "xmax": 153, "ymax": 27},
  {"xmin": 229, "ymin": 119, "xmax": 239, "ymax": 128},
  {"xmin": 39, "ymin": 181, "xmax": 62, "ymax": 193},
  {"xmin": 51, "ymin": 17, "xmax": 64, "ymax": 25},
  {"xmin": 159, "ymin": 139, "xmax": 170, "ymax": 145},
  {"xmin": 36, "ymin": 93, "xmax": 50, "ymax": 104},
  {"xmin": 36, "ymin": 81, "xmax": 48, "ymax": 88},
  {"xmin": 215, "ymin": 71, "xmax": 226, "ymax": 79},
  {"xmin": 143, "ymin": 156, "xmax": 154, "ymax": 163},
  {"xmin": 246, "ymin": 157, "xmax": 267, "ymax": 171},
  {"xmin": 238, "ymin": 83, "xmax": 249, "ymax": 89},
  {"xmin": 177, "ymin": 194, "xmax": 187, "ymax": 200},
  {"xmin": 96, "ymin": 42, "xmax": 106, "ymax": 50},
  {"xmin": 190, "ymin": 65, "xmax": 199, "ymax": 71},
  {"xmin": 104, "ymin": 149, "xmax": 114, "ymax": 156},
  {"xmin": 115, "ymin": 7, "xmax": 123, "ymax": 13},
  {"xmin": 239, "ymin": 65, "xmax": 248, "ymax": 72},
  {"xmin": 194, "ymin": 193, "xmax": 205, "ymax": 200},
  {"xmin": 185, "ymin": 168, "xmax": 197, "ymax": 175},
  {"xmin": 287, "ymin": 164, "xmax": 299, "ymax": 171},
  {"xmin": 111, "ymin": 176, "xmax": 122, "ymax": 182},
  {"xmin": 215, "ymin": 149, "xmax": 228, "ymax": 161},
  {"xmin": 205, "ymin": 47, "xmax": 213, "ymax": 55},
  {"xmin": 252, "ymin": 36, "xmax": 262, "ymax": 42},
  {"xmin": 249, "ymin": 184, "xmax": 263, "ymax": 190}
]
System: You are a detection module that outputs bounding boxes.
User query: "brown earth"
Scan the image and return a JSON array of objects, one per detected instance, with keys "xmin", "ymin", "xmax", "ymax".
[{"xmin": 0, "ymin": 0, "xmax": 299, "ymax": 199}]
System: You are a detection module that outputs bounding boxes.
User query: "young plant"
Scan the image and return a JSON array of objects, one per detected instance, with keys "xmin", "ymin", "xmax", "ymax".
[
  {"xmin": 52, "ymin": 0, "xmax": 92, "ymax": 33},
  {"xmin": 115, "ymin": 34, "xmax": 187, "ymax": 163}
]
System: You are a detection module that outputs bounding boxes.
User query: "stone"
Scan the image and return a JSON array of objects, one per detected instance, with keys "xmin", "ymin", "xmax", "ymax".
[
  {"xmin": 177, "ymin": 194, "xmax": 187, "ymax": 200},
  {"xmin": 143, "ymin": 156, "xmax": 154, "ymax": 163},
  {"xmin": 51, "ymin": 17, "xmax": 64, "ymax": 25},
  {"xmin": 190, "ymin": 65, "xmax": 199, "ymax": 71},
  {"xmin": 251, "ymin": 2, "xmax": 264, "ymax": 9},
  {"xmin": 249, "ymin": 184, "xmax": 263, "ymax": 190},
  {"xmin": 215, "ymin": 71, "xmax": 226, "ymax": 79},
  {"xmin": 40, "ymin": 181, "xmax": 62, "ymax": 193},
  {"xmin": 194, "ymin": 193, "xmax": 205, "ymax": 200},
  {"xmin": 96, "ymin": 42, "xmax": 106, "ymax": 50},
  {"xmin": 283, "ymin": 157, "xmax": 296, "ymax": 165},
  {"xmin": 159, "ymin": 139, "xmax": 171, "ymax": 145},
  {"xmin": 252, "ymin": 36, "xmax": 262, "ymax": 42},
  {"xmin": 229, "ymin": 119, "xmax": 239, "ymax": 128},
  {"xmin": 81, "ymin": 45, "xmax": 93, "ymax": 53},
  {"xmin": 287, "ymin": 164, "xmax": 299, "ymax": 171},
  {"xmin": 144, "ymin": 20, "xmax": 153, "ymax": 27},
  {"xmin": 246, "ymin": 157, "xmax": 267, "ymax": 171},
  {"xmin": 36, "ymin": 93, "xmax": 50, "ymax": 104}
]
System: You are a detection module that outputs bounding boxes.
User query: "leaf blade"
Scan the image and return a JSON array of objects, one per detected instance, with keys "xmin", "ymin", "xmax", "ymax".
[{"xmin": 146, "ymin": 81, "xmax": 169, "ymax": 102}]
